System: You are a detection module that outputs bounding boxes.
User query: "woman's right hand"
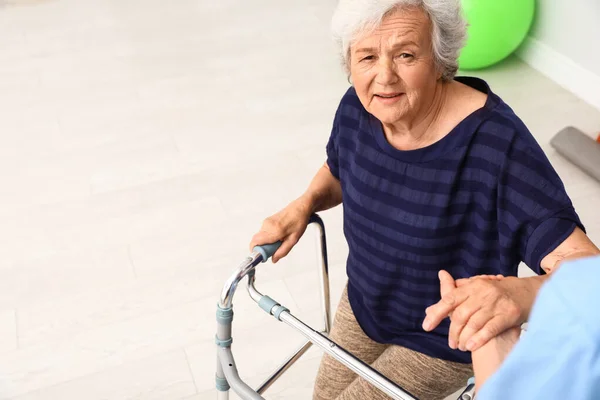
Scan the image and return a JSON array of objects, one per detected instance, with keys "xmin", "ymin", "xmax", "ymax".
[{"xmin": 249, "ymin": 198, "xmax": 312, "ymax": 263}]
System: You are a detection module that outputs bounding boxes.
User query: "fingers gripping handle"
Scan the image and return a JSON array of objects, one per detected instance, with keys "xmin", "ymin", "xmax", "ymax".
[{"xmin": 253, "ymin": 241, "xmax": 283, "ymax": 263}]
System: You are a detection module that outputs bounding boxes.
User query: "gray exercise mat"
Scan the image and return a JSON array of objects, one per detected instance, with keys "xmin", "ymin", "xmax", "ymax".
[{"xmin": 550, "ymin": 126, "xmax": 600, "ymax": 183}]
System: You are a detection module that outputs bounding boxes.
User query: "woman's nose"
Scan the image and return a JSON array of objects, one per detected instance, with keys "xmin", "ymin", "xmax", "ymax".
[{"xmin": 375, "ymin": 58, "xmax": 400, "ymax": 85}]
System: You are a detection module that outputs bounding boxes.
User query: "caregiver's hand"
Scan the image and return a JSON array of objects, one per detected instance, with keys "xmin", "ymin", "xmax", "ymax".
[
  {"xmin": 422, "ymin": 270, "xmax": 528, "ymax": 352},
  {"xmin": 249, "ymin": 198, "xmax": 312, "ymax": 263}
]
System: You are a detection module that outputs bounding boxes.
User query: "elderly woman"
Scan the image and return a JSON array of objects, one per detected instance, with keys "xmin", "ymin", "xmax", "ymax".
[{"xmin": 250, "ymin": 0, "xmax": 599, "ymax": 399}]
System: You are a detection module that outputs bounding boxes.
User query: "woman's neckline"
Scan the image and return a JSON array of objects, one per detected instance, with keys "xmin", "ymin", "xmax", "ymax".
[{"xmin": 368, "ymin": 76, "xmax": 500, "ymax": 163}]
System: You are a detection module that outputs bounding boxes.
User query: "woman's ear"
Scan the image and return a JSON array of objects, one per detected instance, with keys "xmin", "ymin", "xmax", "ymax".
[
  {"xmin": 436, "ymin": 67, "xmax": 444, "ymax": 81},
  {"xmin": 345, "ymin": 57, "xmax": 352, "ymax": 85},
  {"xmin": 346, "ymin": 64, "xmax": 353, "ymax": 85},
  {"xmin": 434, "ymin": 62, "xmax": 444, "ymax": 81}
]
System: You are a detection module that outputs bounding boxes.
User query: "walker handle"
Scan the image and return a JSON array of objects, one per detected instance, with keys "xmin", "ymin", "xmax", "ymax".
[{"xmin": 253, "ymin": 241, "xmax": 283, "ymax": 263}]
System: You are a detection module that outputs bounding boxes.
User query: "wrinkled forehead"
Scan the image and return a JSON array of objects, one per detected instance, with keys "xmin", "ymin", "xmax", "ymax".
[{"xmin": 351, "ymin": 7, "xmax": 432, "ymax": 51}]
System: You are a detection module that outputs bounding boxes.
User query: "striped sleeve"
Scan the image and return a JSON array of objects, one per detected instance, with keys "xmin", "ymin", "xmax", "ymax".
[
  {"xmin": 497, "ymin": 130, "xmax": 584, "ymax": 273},
  {"xmin": 325, "ymin": 100, "xmax": 342, "ymax": 180}
]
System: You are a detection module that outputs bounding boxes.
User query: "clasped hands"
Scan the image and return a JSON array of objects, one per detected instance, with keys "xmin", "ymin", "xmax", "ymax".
[{"xmin": 423, "ymin": 270, "xmax": 529, "ymax": 352}]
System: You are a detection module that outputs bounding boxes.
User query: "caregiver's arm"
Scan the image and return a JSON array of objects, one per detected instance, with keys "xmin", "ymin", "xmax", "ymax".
[
  {"xmin": 470, "ymin": 327, "xmax": 520, "ymax": 392},
  {"xmin": 474, "ymin": 256, "xmax": 600, "ymax": 400},
  {"xmin": 473, "ymin": 244, "xmax": 600, "ymax": 393}
]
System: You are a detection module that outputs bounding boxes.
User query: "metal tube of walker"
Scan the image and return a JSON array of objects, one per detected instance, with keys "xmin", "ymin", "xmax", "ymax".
[
  {"xmin": 248, "ymin": 215, "xmax": 331, "ymax": 395},
  {"xmin": 277, "ymin": 311, "xmax": 418, "ymax": 400},
  {"xmin": 218, "ymin": 347, "xmax": 265, "ymax": 400},
  {"xmin": 309, "ymin": 214, "xmax": 332, "ymax": 334},
  {"xmin": 216, "ymin": 252, "xmax": 265, "ymax": 400},
  {"xmin": 255, "ymin": 341, "xmax": 313, "ymax": 395}
]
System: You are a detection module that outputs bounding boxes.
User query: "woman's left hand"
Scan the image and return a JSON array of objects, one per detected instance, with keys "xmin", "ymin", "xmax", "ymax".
[{"xmin": 422, "ymin": 270, "xmax": 531, "ymax": 352}]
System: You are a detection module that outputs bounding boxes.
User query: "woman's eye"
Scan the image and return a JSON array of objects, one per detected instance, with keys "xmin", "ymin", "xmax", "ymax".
[
  {"xmin": 361, "ymin": 55, "xmax": 375, "ymax": 62},
  {"xmin": 399, "ymin": 53, "xmax": 413, "ymax": 59}
]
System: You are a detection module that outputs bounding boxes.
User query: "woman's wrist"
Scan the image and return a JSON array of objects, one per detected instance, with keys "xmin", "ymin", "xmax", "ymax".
[{"xmin": 295, "ymin": 193, "xmax": 317, "ymax": 216}]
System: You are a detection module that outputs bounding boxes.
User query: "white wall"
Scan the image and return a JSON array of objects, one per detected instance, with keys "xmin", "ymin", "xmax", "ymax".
[
  {"xmin": 517, "ymin": 0, "xmax": 600, "ymax": 110},
  {"xmin": 530, "ymin": 0, "xmax": 600, "ymax": 75}
]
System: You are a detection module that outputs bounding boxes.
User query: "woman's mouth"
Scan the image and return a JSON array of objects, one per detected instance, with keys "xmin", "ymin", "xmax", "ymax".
[{"xmin": 374, "ymin": 92, "xmax": 404, "ymax": 104}]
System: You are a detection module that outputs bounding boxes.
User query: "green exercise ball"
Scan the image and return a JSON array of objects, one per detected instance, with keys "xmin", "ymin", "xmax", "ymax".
[{"xmin": 459, "ymin": 0, "xmax": 535, "ymax": 70}]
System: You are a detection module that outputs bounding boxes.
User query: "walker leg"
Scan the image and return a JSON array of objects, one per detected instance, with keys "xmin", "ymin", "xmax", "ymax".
[
  {"xmin": 216, "ymin": 305, "xmax": 232, "ymax": 399},
  {"xmin": 256, "ymin": 341, "xmax": 313, "ymax": 394}
]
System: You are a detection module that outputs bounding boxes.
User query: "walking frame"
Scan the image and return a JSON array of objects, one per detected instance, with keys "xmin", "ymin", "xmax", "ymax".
[{"xmin": 215, "ymin": 214, "xmax": 476, "ymax": 400}]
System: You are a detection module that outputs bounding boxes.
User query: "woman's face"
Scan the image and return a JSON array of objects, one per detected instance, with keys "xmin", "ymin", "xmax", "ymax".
[{"xmin": 349, "ymin": 7, "xmax": 441, "ymax": 126}]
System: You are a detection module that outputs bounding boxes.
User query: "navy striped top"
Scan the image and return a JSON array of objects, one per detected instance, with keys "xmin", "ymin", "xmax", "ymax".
[{"xmin": 326, "ymin": 77, "xmax": 583, "ymax": 364}]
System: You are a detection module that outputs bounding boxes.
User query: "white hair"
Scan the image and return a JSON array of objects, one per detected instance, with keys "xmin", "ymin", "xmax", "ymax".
[{"xmin": 331, "ymin": 0, "xmax": 467, "ymax": 81}]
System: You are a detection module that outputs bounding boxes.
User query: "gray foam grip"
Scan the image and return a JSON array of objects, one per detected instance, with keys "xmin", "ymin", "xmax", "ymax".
[{"xmin": 550, "ymin": 126, "xmax": 600, "ymax": 182}]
